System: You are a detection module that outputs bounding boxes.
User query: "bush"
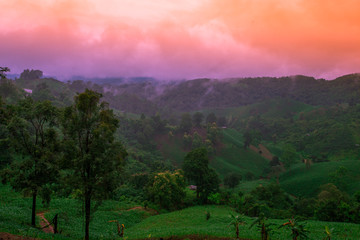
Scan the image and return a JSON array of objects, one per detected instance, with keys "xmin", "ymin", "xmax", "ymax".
[{"xmin": 224, "ymin": 173, "xmax": 242, "ymax": 188}]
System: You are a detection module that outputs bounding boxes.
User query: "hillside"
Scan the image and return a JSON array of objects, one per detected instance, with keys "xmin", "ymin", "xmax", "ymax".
[
  {"xmin": 154, "ymin": 128, "xmax": 269, "ymax": 180},
  {"xmin": 280, "ymin": 160, "xmax": 360, "ymax": 197},
  {"xmin": 1, "ymin": 183, "xmax": 360, "ymax": 240},
  {"xmin": 3, "ymin": 73, "xmax": 360, "ymax": 114}
]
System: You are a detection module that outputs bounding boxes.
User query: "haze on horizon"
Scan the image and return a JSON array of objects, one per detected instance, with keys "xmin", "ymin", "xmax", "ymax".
[{"xmin": 1, "ymin": 0, "xmax": 360, "ymax": 80}]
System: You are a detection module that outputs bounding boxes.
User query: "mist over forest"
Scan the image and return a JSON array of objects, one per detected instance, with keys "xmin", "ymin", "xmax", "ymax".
[{"xmin": 1, "ymin": 67, "xmax": 360, "ymax": 239}]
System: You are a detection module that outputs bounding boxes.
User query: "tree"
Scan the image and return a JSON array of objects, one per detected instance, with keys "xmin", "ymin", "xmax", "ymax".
[
  {"xmin": 224, "ymin": 172, "xmax": 242, "ymax": 188},
  {"xmin": 329, "ymin": 166, "xmax": 349, "ymax": 191},
  {"xmin": 146, "ymin": 170, "xmax": 186, "ymax": 210},
  {"xmin": 217, "ymin": 116, "xmax": 227, "ymax": 127},
  {"xmin": 61, "ymin": 89, "xmax": 127, "ymax": 240},
  {"xmin": 1, "ymin": 97, "xmax": 59, "ymax": 226},
  {"xmin": 20, "ymin": 69, "xmax": 43, "ymax": 80},
  {"xmin": 250, "ymin": 213, "xmax": 274, "ymax": 240},
  {"xmin": 192, "ymin": 131, "xmax": 203, "ymax": 149},
  {"xmin": 206, "ymin": 112, "xmax": 217, "ymax": 124},
  {"xmin": 182, "ymin": 148, "xmax": 219, "ymax": 203},
  {"xmin": 192, "ymin": 112, "xmax": 204, "ymax": 128},
  {"xmin": 0, "ymin": 67, "xmax": 10, "ymax": 79},
  {"xmin": 0, "ymin": 97, "xmax": 12, "ymax": 167},
  {"xmin": 229, "ymin": 213, "xmax": 246, "ymax": 239},
  {"xmin": 280, "ymin": 217, "xmax": 309, "ymax": 240},
  {"xmin": 179, "ymin": 113, "xmax": 193, "ymax": 133},
  {"xmin": 281, "ymin": 144, "xmax": 298, "ymax": 169},
  {"xmin": 207, "ymin": 122, "xmax": 220, "ymax": 145}
]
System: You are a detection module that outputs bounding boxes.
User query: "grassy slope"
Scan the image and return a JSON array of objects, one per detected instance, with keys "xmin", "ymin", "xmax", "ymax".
[
  {"xmin": 155, "ymin": 133, "xmax": 187, "ymax": 168},
  {"xmin": 280, "ymin": 160, "xmax": 360, "ymax": 197},
  {"xmin": 126, "ymin": 205, "xmax": 360, "ymax": 240},
  {"xmin": 1, "ymin": 184, "xmax": 360, "ymax": 240},
  {"xmin": 155, "ymin": 128, "xmax": 268, "ymax": 180},
  {"xmin": 0, "ymin": 184, "xmax": 146, "ymax": 240},
  {"xmin": 212, "ymin": 129, "xmax": 268, "ymax": 179}
]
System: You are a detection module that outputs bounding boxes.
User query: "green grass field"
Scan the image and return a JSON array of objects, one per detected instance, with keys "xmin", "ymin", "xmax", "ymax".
[
  {"xmin": 1, "ymin": 184, "xmax": 360, "ymax": 240},
  {"xmin": 155, "ymin": 128, "xmax": 268, "ymax": 180},
  {"xmin": 0, "ymin": 184, "xmax": 145, "ymax": 240},
  {"xmin": 212, "ymin": 128, "xmax": 268, "ymax": 179},
  {"xmin": 280, "ymin": 160, "xmax": 360, "ymax": 197},
  {"xmin": 126, "ymin": 205, "xmax": 360, "ymax": 240}
]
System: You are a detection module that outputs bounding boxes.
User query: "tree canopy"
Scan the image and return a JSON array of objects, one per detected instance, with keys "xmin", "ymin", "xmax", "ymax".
[
  {"xmin": 183, "ymin": 147, "xmax": 219, "ymax": 203},
  {"xmin": 61, "ymin": 89, "xmax": 127, "ymax": 240}
]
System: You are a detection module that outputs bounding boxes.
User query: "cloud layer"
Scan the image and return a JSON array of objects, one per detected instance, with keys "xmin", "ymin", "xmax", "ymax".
[{"xmin": 1, "ymin": 0, "xmax": 359, "ymax": 80}]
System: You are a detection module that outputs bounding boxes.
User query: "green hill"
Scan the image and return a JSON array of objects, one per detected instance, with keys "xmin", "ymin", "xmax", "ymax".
[
  {"xmin": 212, "ymin": 128, "xmax": 268, "ymax": 179},
  {"xmin": 126, "ymin": 205, "xmax": 360, "ymax": 240},
  {"xmin": 155, "ymin": 128, "xmax": 269, "ymax": 180},
  {"xmin": 280, "ymin": 160, "xmax": 360, "ymax": 197}
]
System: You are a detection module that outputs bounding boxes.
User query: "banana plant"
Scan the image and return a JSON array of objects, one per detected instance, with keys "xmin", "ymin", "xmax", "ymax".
[
  {"xmin": 109, "ymin": 220, "xmax": 125, "ymax": 237},
  {"xmin": 280, "ymin": 217, "xmax": 309, "ymax": 240},
  {"xmin": 229, "ymin": 213, "xmax": 246, "ymax": 239},
  {"xmin": 250, "ymin": 213, "xmax": 274, "ymax": 240},
  {"xmin": 323, "ymin": 226, "xmax": 334, "ymax": 240}
]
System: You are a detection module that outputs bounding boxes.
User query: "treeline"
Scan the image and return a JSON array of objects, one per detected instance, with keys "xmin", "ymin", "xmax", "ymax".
[
  {"xmin": 4, "ymin": 69, "xmax": 360, "ymax": 116},
  {"xmin": 237, "ymin": 102, "xmax": 360, "ymax": 162}
]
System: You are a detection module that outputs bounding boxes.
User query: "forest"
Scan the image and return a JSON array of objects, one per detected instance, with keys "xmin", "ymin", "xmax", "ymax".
[{"xmin": 1, "ymin": 68, "xmax": 360, "ymax": 240}]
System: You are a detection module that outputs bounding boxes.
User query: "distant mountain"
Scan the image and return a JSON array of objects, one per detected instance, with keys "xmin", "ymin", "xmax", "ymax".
[{"xmin": 4, "ymin": 72, "xmax": 360, "ymax": 115}]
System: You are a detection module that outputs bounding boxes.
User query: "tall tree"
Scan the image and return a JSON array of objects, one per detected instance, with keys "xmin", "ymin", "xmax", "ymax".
[
  {"xmin": 182, "ymin": 148, "xmax": 219, "ymax": 203},
  {"xmin": 20, "ymin": 69, "xmax": 43, "ymax": 80},
  {"xmin": 180, "ymin": 113, "xmax": 193, "ymax": 133},
  {"xmin": 1, "ymin": 97, "xmax": 59, "ymax": 226},
  {"xmin": 0, "ymin": 67, "xmax": 10, "ymax": 79},
  {"xmin": 192, "ymin": 112, "xmax": 204, "ymax": 128},
  {"xmin": 281, "ymin": 144, "xmax": 298, "ymax": 169},
  {"xmin": 0, "ymin": 97, "xmax": 11, "ymax": 167},
  {"xmin": 146, "ymin": 170, "xmax": 186, "ymax": 210},
  {"xmin": 206, "ymin": 112, "xmax": 217, "ymax": 124},
  {"xmin": 61, "ymin": 89, "xmax": 127, "ymax": 240}
]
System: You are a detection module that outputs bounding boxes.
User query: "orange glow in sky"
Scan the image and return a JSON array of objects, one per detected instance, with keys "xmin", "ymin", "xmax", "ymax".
[{"xmin": 0, "ymin": 0, "xmax": 359, "ymax": 79}]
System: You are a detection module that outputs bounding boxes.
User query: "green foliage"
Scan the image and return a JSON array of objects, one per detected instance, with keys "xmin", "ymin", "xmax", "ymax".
[
  {"xmin": 315, "ymin": 183, "xmax": 358, "ymax": 223},
  {"xmin": 61, "ymin": 89, "xmax": 127, "ymax": 240},
  {"xmin": 183, "ymin": 148, "xmax": 220, "ymax": 203},
  {"xmin": 0, "ymin": 67, "xmax": 10, "ymax": 79},
  {"xmin": 244, "ymin": 183, "xmax": 292, "ymax": 218},
  {"xmin": 192, "ymin": 112, "xmax": 204, "ymax": 127},
  {"xmin": 323, "ymin": 226, "xmax": 334, "ymax": 240},
  {"xmin": 212, "ymin": 128, "xmax": 268, "ymax": 179},
  {"xmin": 207, "ymin": 192, "xmax": 221, "ymax": 205},
  {"xmin": 206, "ymin": 122, "xmax": 220, "ymax": 146},
  {"xmin": 179, "ymin": 113, "xmax": 192, "ymax": 133},
  {"xmin": 20, "ymin": 69, "xmax": 43, "ymax": 80},
  {"xmin": 206, "ymin": 112, "xmax": 217, "ymax": 124},
  {"xmin": 250, "ymin": 213, "xmax": 275, "ymax": 240},
  {"xmin": 229, "ymin": 213, "xmax": 246, "ymax": 239},
  {"xmin": 2, "ymin": 182, "xmax": 360, "ymax": 240},
  {"xmin": 224, "ymin": 172, "xmax": 242, "ymax": 188},
  {"xmin": 191, "ymin": 131, "xmax": 203, "ymax": 149},
  {"xmin": 280, "ymin": 217, "xmax": 309, "ymax": 240},
  {"xmin": 280, "ymin": 160, "xmax": 360, "ymax": 197},
  {"xmin": 281, "ymin": 144, "xmax": 299, "ymax": 169},
  {"xmin": 146, "ymin": 170, "xmax": 186, "ymax": 210},
  {"xmin": 1, "ymin": 97, "xmax": 60, "ymax": 226},
  {"xmin": 329, "ymin": 166, "xmax": 349, "ymax": 191}
]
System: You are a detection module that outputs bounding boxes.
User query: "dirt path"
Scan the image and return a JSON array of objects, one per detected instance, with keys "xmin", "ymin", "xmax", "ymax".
[
  {"xmin": 36, "ymin": 212, "xmax": 54, "ymax": 234},
  {"xmin": 0, "ymin": 232, "xmax": 41, "ymax": 240},
  {"xmin": 126, "ymin": 206, "xmax": 158, "ymax": 215},
  {"xmin": 249, "ymin": 144, "xmax": 273, "ymax": 160}
]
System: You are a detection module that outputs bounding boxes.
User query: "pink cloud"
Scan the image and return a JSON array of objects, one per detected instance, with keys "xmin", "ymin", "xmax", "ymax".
[{"xmin": 0, "ymin": 0, "xmax": 359, "ymax": 80}]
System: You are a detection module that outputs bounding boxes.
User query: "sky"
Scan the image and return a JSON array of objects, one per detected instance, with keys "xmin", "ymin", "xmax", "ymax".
[{"xmin": 0, "ymin": 0, "xmax": 359, "ymax": 80}]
